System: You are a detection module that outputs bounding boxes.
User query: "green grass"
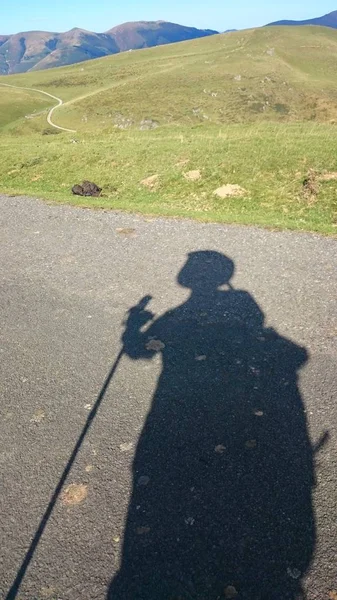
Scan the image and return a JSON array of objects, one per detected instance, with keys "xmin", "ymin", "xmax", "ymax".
[
  {"xmin": 3, "ymin": 26, "xmax": 337, "ymax": 133},
  {"xmin": 1, "ymin": 26, "xmax": 337, "ymax": 234},
  {"xmin": 0, "ymin": 87, "xmax": 51, "ymax": 129},
  {"xmin": 1, "ymin": 123, "xmax": 336, "ymax": 234}
]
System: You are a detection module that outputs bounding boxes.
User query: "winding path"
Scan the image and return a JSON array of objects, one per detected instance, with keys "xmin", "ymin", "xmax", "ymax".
[{"xmin": 0, "ymin": 82, "xmax": 76, "ymax": 133}]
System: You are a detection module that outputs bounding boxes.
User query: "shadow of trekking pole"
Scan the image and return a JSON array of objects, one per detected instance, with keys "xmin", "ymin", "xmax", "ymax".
[
  {"xmin": 6, "ymin": 347, "xmax": 124, "ymax": 600},
  {"xmin": 6, "ymin": 295, "xmax": 152, "ymax": 600}
]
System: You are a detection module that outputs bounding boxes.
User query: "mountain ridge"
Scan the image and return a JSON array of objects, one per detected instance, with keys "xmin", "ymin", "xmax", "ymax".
[
  {"xmin": 3, "ymin": 10, "xmax": 337, "ymax": 75},
  {"xmin": 0, "ymin": 21, "xmax": 218, "ymax": 74},
  {"xmin": 267, "ymin": 9, "xmax": 337, "ymax": 29}
]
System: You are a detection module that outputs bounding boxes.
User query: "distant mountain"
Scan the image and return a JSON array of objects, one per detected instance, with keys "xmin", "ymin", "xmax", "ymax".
[
  {"xmin": 106, "ymin": 21, "xmax": 217, "ymax": 52},
  {"xmin": 266, "ymin": 10, "xmax": 337, "ymax": 29},
  {"xmin": 0, "ymin": 21, "xmax": 218, "ymax": 74}
]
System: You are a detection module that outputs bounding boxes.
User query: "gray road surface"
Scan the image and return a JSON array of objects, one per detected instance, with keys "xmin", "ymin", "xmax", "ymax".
[{"xmin": 1, "ymin": 195, "xmax": 336, "ymax": 600}]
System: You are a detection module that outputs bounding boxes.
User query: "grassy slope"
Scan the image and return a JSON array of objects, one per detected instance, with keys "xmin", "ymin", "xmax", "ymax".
[
  {"xmin": 0, "ymin": 26, "xmax": 337, "ymax": 234},
  {"xmin": 0, "ymin": 87, "xmax": 52, "ymax": 128},
  {"xmin": 3, "ymin": 26, "xmax": 337, "ymax": 131}
]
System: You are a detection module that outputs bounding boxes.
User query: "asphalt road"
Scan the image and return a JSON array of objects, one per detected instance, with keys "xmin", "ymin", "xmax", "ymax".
[{"xmin": 1, "ymin": 195, "xmax": 336, "ymax": 600}]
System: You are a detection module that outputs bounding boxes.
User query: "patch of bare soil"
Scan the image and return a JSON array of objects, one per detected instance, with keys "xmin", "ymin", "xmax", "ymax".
[
  {"xmin": 175, "ymin": 158, "xmax": 190, "ymax": 168},
  {"xmin": 183, "ymin": 170, "xmax": 201, "ymax": 181},
  {"xmin": 213, "ymin": 184, "xmax": 246, "ymax": 198},
  {"xmin": 140, "ymin": 174, "xmax": 159, "ymax": 189},
  {"xmin": 318, "ymin": 171, "xmax": 337, "ymax": 181}
]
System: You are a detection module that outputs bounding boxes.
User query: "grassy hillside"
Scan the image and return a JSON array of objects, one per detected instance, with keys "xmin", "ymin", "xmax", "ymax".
[
  {"xmin": 2, "ymin": 26, "xmax": 337, "ymax": 131},
  {"xmin": 0, "ymin": 86, "xmax": 51, "ymax": 128},
  {"xmin": 1, "ymin": 122, "xmax": 337, "ymax": 234},
  {"xmin": 0, "ymin": 26, "xmax": 337, "ymax": 234}
]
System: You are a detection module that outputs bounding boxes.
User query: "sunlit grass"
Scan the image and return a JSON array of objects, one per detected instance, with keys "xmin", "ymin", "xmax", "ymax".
[
  {"xmin": 1, "ymin": 26, "xmax": 337, "ymax": 233},
  {"xmin": 1, "ymin": 123, "xmax": 336, "ymax": 234}
]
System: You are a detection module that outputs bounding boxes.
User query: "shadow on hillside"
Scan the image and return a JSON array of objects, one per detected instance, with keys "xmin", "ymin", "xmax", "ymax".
[{"xmin": 107, "ymin": 250, "xmax": 316, "ymax": 600}]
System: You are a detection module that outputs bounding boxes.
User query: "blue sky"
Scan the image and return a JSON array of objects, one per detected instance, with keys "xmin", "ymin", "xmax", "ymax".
[{"xmin": 2, "ymin": 1, "xmax": 337, "ymax": 34}]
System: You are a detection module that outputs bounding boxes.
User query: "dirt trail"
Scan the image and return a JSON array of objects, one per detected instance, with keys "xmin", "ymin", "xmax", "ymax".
[
  {"xmin": 0, "ymin": 61, "xmax": 193, "ymax": 134},
  {"xmin": 0, "ymin": 82, "xmax": 76, "ymax": 133}
]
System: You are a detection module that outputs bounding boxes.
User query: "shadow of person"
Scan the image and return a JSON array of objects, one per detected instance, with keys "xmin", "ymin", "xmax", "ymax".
[{"xmin": 107, "ymin": 251, "xmax": 316, "ymax": 600}]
